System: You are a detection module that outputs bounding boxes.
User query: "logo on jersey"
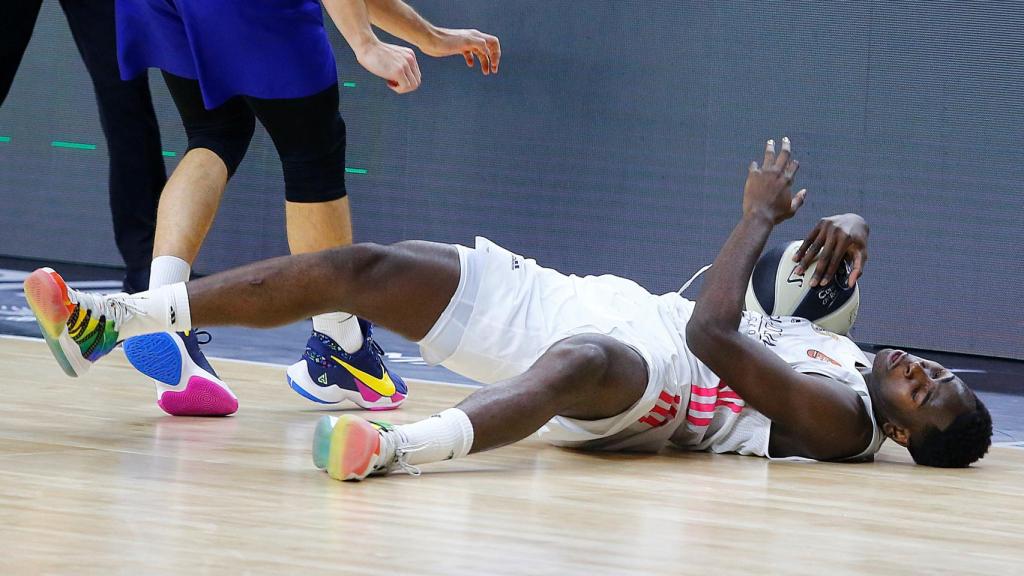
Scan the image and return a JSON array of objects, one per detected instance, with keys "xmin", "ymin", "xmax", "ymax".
[
  {"xmin": 511, "ymin": 255, "xmax": 521, "ymax": 270},
  {"xmin": 807, "ymin": 349, "xmax": 840, "ymax": 366},
  {"xmin": 744, "ymin": 314, "xmax": 783, "ymax": 348}
]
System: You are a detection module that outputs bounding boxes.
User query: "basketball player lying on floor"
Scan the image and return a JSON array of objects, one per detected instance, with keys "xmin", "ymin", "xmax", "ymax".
[{"xmin": 26, "ymin": 137, "xmax": 992, "ymax": 480}]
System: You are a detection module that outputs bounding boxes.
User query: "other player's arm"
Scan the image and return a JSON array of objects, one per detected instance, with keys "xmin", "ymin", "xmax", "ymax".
[
  {"xmin": 364, "ymin": 0, "xmax": 501, "ymax": 75},
  {"xmin": 685, "ymin": 139, "xmax": 872, "ymax": 460},
  {"xmin": 322, "ymin": 0, "xmax": 422, "ymax": 93},
  {"xmin": 792, "ymin": 213, "xmax": 870, "ymax": 287}
]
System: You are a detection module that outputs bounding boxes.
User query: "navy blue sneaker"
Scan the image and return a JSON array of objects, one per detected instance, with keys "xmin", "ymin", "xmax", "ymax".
[
  {"xmin": 286, "ymin": 319, "xmax": 407, "ymax": 411},
  {"xmin": 123, "ymin": 331, "xmax": 238, "ymax": 416}
]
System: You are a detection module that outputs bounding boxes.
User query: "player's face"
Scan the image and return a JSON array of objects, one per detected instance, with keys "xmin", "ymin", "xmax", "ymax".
[{"xmin": 870, "ymin": 349, "xmax": 974, "ymax": 436}]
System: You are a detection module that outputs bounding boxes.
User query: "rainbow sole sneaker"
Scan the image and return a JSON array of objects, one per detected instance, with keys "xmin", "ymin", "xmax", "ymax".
[
  {"xmin": 23, "ymin": 268, "xmax": 120, "ymax": 377},
  {"xmin": 313, "ymin": 414, "xmax": 397, "ymax": 481},
  {"xmin": 287, "ymin": 320, "xmax": 407, "ymax": 411},
  {"xmin": 123, "ymin": 332, "xmax": 238, "ymax": 417}
]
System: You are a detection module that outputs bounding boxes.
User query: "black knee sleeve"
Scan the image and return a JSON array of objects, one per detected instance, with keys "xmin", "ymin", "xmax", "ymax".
[
  {"xmin": 248, "ymin": 84, "xmax": 348, "ymax": 203},
  {"xmin": 163, "ymin": 71, "xmax": 255, "ymax": 177},
  {"xmin": 280, "ymin": 113, "xmax": 347, "ymax": 203},
  {"xmin": 182, "ymin": 107, "xmax": 255, "ymax": 178}
]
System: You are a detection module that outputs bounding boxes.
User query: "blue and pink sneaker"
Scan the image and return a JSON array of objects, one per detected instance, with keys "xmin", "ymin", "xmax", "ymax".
[
  {"xmin": 123, "ymin": 331, "xmax": 238, "ymax": 417},
  {"xmin": 287, "ymin": 319, "xmax": 407, "ymax": 411}
]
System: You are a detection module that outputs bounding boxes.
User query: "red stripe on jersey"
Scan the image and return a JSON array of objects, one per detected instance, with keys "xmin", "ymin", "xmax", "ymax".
[
  {"xmin": 687, "ymin": 414, "xmax": 712, "ymax": 426},
  {"xmin": 688, "ymin": 400, "xmax": 716, "ymax": 412},
  {"xmin": 690, "ymin": 386, "xmax": 717, "ymax": 397}
]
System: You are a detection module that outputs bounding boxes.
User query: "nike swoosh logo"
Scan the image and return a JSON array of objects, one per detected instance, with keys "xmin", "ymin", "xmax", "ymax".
[{"xmin": 331, "ymin": 355, "xmax": 396, "ymax": 397}]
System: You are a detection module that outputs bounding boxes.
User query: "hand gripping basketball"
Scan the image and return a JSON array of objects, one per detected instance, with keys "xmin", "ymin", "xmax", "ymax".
[{"xmin": 792, "ymin": 214, "xmax": 870, "ymax": 288}]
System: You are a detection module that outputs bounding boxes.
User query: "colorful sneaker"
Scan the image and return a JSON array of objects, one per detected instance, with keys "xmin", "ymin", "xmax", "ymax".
[
  {"xmin": 286, "ymin": 320, "xmax": 407, "ymax": 411},
  {"xmin": 23, "ymin": 268, "xmax": 130, "ymax": 377},
  {"xmin": 312, "ymin": 414, "xmax": 420, "ymax": 481},
  {"xmin": 123, "ymin": 331, "xmax": 238, "ymax": 416}
]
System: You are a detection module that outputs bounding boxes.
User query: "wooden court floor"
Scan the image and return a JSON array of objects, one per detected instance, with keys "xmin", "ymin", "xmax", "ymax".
[{"xmin": 1, "ymin": 337, "xmax": 1023, "ymax": 575}]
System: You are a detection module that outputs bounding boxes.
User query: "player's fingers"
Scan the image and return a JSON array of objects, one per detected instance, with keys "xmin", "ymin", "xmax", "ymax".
[
  {"xmin": 790, "ymin": 188, "xmax": 807, "ymax": 215},
  {"xmin": 487, "ymin": 36, "xmax": 501, "ymax": 73},
  {"xmin": 393, "ymin": 65, "xmax": 415, "ymax": 93},
  {"xmin": 784, "ymin": 159, "xmax": 800, "ymax": 182},
  {"xmin": 848, "ymin": 250, "xmax": 866, "ymax": 286},
  {"xmin": 822, "ymin": 236, "xmax": 850, "ymax": 286},
  {"xmin": 408, "ymin": 51, "xmax": 422, "ymax": 87},
  {"xmin": 775, "ymin": 136, "xmax": 791, "ymax": 170},
  {"xmin": 797, "ymin": 226, "xmax": 825, "ymax": 274},
  {"xmin": 463, "ymin": 51, "xmax": 474, "ymax": 67},
  {"xmin": 763, "ymin": 139, "xmax": 776, "ymax": 169},
  {"xmin": 811, "ymin": 228, "xmax": 838, "ymax": 287},
  {"xmin": 749, "ymin": 160, "xmax": 759, "ymax": 173},
  {"xmin": 794, "ymin": 221, "xmax": 821, "ymax": 264},
  {"xmin": 474, "ymin": 45, "xmax": 492, "ymax": 75}
]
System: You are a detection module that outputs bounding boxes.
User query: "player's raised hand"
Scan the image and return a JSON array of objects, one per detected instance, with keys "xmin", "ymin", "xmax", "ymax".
[
  {"xmin": 793, "ymin": 214, "xmax": 870, "ymax": 287},
  {"xmin": 356, "ymin": 40, "xmax": 422, "ymax": 93},
  {"xmin": 743, "ymin": 137, "xmax": 806, "ymax": 224},
  {"xmin": 421, "ymin": 28, "xmax": 501, "ymax": 75}
]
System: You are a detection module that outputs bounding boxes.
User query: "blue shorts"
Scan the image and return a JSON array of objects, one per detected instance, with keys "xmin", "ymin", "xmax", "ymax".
[{"xmin": 116, "ymin": 0, "xmax": 338, "ymax": 109}]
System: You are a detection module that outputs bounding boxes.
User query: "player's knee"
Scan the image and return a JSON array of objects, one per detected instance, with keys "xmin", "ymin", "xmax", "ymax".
[
  {"xmin": 281, "ymin": 115, "xmax": 347, "ymax": 203},
  {"xmin": 546, "ymin": 337, "xmax": 612, "ymax": 394},
  {"xmin": 183, "ymin": 111, "xmax": 255, "ymax": 177},
  {"xmin": 324, "ymin": 242, "xmax": 391, "ymax": 281}
]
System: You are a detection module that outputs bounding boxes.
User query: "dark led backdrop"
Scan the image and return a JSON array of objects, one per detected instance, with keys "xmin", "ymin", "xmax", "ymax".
[{"xmin": 1, "ymin": 1, "xmax": 1021, "ymax": 359}]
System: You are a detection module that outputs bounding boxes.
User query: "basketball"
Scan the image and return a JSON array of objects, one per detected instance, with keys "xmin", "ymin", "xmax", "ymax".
[{"xmin": 745, "ymin": 240, "xmax": 860, "ymax": 334}]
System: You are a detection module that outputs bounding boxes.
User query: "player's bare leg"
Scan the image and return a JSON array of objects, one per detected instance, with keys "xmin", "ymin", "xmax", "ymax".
[{"xmin": 317, "ymin": 334, "xmax": 648, "ymax": 480}]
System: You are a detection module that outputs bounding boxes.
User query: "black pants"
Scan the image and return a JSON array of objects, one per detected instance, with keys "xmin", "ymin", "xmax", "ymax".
[
  {"xmin": 1, "ymin": 0, "xmax": 165, "ymax": 292},
  {"xmin": 162, "ymin": 72, "xmax": 347, "ymax": 204}
]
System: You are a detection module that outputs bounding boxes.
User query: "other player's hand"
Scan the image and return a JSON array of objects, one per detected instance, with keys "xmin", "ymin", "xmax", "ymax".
[
  {"xmin": 793, "ymin": 214, "xmax": 870, "ymax": 287},
  {"xmin": 356, "ymin": 40, "xmax": 422, "ymax": 94},
  {"xmin": 743, "ymin": 137, "xmax": 806, "ymax": 225},
  {"xmin": 421, "ymin": 28, "xmax": 501, "ymax": 75}
]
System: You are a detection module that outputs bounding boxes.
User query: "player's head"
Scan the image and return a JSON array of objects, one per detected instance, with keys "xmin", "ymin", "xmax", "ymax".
[{"xmin": 868, "ymin": 349, "xmax": 992, "ymax": 467}]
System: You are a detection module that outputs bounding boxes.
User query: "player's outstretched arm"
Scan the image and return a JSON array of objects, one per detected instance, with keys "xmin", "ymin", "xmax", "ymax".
[
  {"xmin": 792, "ymin": 214, "xmax": 870, "ymax": 287},
  {"xmin": 685, "ymin": 139, "xmax": 872, "ymax": 460},
  {"xmin": 322, "ymin": 0, "xmax": 422, "ymax": 94},
  {"xmin": 365, "ymin": 0, "xmax": 501, "ymax": 75}
]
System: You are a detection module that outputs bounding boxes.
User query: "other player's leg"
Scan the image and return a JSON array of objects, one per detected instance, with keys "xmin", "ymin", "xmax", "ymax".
[
  {"xmin": 120, "ymin": 71, "xmax": 256, "ymax": 416},
  {"xmin": 246, "ymin": 86, "xmax": 404, "ymax": 409}
]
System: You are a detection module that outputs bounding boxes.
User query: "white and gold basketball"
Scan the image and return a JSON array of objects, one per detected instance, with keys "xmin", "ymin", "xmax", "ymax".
[{"xmin": 745, "ymin": 240, "xmax": 860, "ymax": 335}]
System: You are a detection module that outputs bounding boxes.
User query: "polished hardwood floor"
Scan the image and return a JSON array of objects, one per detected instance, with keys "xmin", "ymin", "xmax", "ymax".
[{"xmin": 1, "ymin": 337, "xmax": 1022, "ymax": 575}]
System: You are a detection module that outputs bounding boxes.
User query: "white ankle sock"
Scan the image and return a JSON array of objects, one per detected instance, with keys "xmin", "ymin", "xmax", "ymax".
[
  {"xmin": 388, "ymin": 408, "xmax": 475, "ymax": 467},
  {"xmin": 116, "ymin": 283, "xmax": 192, "ymax": 339},
  {"xmin": 312, "ymin": 312, "xmax": 364, "ymax": 353},
  {"xmin": 149, "ymin": 255, "xmax": 191, "ymax": 290}
]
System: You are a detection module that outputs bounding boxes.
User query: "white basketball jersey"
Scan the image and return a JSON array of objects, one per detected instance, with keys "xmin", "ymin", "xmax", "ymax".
[{"xmin": 668, "ymin": 309, "xmax": 885, "ymax": 460}]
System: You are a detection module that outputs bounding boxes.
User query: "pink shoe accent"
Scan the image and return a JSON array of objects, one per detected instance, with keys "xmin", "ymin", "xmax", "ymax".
[
  {"xmin": 354, "ymin": 379, "xmax": 385, "ymax": 402},
  {"xmin": 157, "ymin": 376, "xmax": 238, "ymax": 416}
]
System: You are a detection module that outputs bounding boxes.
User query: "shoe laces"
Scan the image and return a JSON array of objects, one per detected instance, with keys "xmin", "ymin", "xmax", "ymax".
[
  {"xmin": 370, "ymin": 338, "xmax": 386, "ymax": 357},
  {"xmin": 376, "ymin": 430, "xmax": 424, "ymax": 477},
  {"xmin": 68, "ymin": 290, "xmax": 144, "ymax": 331}
]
